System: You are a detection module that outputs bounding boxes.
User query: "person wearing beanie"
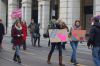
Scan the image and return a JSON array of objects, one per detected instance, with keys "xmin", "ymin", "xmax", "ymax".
[{"xmin": 87, "ymin": 15, "xmax": 100, "ymax": 66}]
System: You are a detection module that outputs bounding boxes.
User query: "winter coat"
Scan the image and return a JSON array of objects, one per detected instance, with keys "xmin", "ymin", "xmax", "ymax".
[
  {"xmin": 12, "ymin": 25, "xmax": 23, "ymax": 46},
  {"xmin": 88, "ymin": 22, "xmax": 100, "ymax": 47},
  {"xmin": 28, "ymin": 23, "xmax": 36, "ymax": 34},
  {"xmin": 32, "ymin": 23, "xmax": 40, "ymax": 38},
  {"xmin": 0, "ymin": 23, "xmax": 5, "ymax": 37},
  {"xmin": 22, "ymin": 24, "xmax": 27, "ymax": 41}
]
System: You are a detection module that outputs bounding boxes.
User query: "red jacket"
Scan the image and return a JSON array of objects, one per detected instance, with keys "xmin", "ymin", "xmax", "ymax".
[{"xmin": 22, "ymin": 24, "xmax": 27, "ymax": 41}]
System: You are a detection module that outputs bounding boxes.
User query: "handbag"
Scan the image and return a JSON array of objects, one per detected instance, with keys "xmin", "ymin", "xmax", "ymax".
[{"xmin": 33, "ymin": 33, "xmax": 40, "ymax": 38}]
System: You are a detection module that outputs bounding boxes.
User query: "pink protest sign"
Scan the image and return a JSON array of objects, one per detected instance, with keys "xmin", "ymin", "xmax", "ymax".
[
  {"xmin": 11, "ymin": 8, "xmax": 22, "ymax": 19},
  {"xmin": 72, "ymin": 30, "xmax": 86, "ymax": 41},
  {"xmin": 49, "ymin": 29, "xmax": 68, "ymax": 42}
]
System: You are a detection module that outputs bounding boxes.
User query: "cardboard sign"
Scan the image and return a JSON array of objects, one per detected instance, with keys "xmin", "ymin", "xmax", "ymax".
[
  {"xmin": 72, "ymin": 30, "xmax": 86, "ymax": 41},
  {"xmin": 49, "ymin": 29, "xmax": 68, "ymax": 42}
]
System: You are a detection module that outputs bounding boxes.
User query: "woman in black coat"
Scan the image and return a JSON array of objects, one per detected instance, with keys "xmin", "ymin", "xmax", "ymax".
[{"xmin": 33, "ymin": 23, "xmax": 41, "ymax": 47}]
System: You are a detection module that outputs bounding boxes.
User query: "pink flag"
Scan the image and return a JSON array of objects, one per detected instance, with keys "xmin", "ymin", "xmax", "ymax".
[{"xmin": 11, "ymin": 8, "xmax": 22, "ymax": 19}]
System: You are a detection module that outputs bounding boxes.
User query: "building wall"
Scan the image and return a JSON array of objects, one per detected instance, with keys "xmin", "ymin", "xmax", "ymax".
[
  {"xmin": 1, "ymin": 0, "xmax": 100, "ymax": 34},
  {"xmin": 0, "ymin": 0, "xmax": 7, "ymax": 30}
]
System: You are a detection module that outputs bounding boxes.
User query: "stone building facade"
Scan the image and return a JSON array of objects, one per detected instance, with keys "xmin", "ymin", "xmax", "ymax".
[{"xmin": 0, "ymin": 0, "xmax": 100, "ymax": 34}]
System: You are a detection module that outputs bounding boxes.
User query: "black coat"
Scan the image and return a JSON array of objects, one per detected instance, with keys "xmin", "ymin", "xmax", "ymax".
[
  {"xmin": 88, "ymin": 22, "xmax": 100, "ymax": 47},
  {"xmin": 0, "ymin": 23, "xmax": 5, "ymax": 37}
]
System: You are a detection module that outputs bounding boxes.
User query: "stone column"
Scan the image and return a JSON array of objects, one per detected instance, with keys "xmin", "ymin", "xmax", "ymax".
[
  {"xmin": 93, "ymin": 0, "xmax": 100, "ymax": 16},
  {"xmin": 72, "ymin": 0, "xmax": 80, "ymax": 22},
  {"xmin": 38, "ymin": 0, "xmax": 50, "ymax": 34},
  {"xmin": 8, "ymin": 0, "xmax": 18, "ymax": 35},
  {"xmin": 0, "ymin": 0, "xmax": 7, "ymax": 31},
  {"xmin": 22, "ymin": 0, "xmax": 32, "ymax": 26},
  {"xmin": 59, "ymin": 0, "xmax": 80, "ymax": 28},
  {"xmin": 59, "ymin": 0, "xmax": 68, "ymax": 24}
]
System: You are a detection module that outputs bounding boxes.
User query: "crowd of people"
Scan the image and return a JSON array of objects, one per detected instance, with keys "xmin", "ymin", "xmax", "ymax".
[{"xmin": 0, "ymin": 15, "xmax": 100, "ymax": 66}]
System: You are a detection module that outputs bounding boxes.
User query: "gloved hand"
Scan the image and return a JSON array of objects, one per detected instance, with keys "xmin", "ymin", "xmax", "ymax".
[{"xmin": 21, "ymin": 34, "xmax": 24, "ymax": 36}]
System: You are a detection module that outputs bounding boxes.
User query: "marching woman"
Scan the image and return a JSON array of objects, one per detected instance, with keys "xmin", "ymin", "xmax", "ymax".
[
  {"xmin": 12, "ymin": 20, "xmax": 23, "ymax": 63},
  {"xmin": 47, "ymin": 18, "xmax": 65, "ymax": 66},
  {"xmin": 21, "ymin": 20, "xmax": 27, "ymax": 50},
  {"xmin": 69, "ymin": 20, "xmax": 81, "ymax": 65}
]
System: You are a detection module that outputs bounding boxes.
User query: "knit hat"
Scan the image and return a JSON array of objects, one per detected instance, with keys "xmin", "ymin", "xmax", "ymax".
[{"xmin": 93, "ymin": 15, "xmax": 100, "ymax": 23}]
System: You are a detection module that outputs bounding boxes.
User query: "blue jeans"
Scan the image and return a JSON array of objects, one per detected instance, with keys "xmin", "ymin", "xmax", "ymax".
[
  {"xmin": 92, "ymin": 47, "xmax": 100, "ymax": 66},
  {"xmin": 70, "ymin": 41, "xmax": 78, "ymax": 63},
  {"xmin": 15, "ymin": 45, "xmax": 20, "ymax": 56}
]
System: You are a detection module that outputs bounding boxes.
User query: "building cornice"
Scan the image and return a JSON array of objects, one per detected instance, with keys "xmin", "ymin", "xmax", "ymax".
[
  {"xmin": 21, "ymin": 1, "xmax": 32, "ymax": 4},
  {"xmin": 38, "ymin": 0, "xmax": 50, "ymax": 2}
]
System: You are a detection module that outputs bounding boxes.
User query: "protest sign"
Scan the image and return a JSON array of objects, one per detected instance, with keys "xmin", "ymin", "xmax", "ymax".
[
  {"xmin": 49, "ymin": 29, "xmax": 68, "ymax": 42},
  {"xmin": 72, "ymin": 30, "xmax": 86, "ymax": 41}
]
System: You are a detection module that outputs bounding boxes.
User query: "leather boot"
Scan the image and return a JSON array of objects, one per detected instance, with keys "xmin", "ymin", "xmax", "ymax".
[
  {"xmin": 13, "ymin": 53, "xmax": 17, "ymax": 62},
  {"xmin": 47, "ymin": 55, "xmax": 51, "ymax": 64},
  {"xmin": 59, "ymin": 56, "xmax": 65, "ymax": 66},
  {"xmin": 17, "ymin": 55, "xmax": 21, "ymax": 63}
]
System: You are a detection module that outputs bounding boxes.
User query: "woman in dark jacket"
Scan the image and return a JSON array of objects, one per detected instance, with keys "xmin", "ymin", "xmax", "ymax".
[
  {"xmin": 12, "ymin": 20, "xmax": 23, "ymax": 63},
  {"xmin": 33, "ymin": 23, "xmax": 41, "ymax": 47},
  {"xmin": 0, "ymin": 19, "xmax": 5, "ymax": 51},
  {"xmin": 47, "ymin": 19, "xmax": 65, "ymax": 66}
]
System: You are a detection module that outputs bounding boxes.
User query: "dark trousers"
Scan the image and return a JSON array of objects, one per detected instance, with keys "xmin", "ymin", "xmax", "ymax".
[
  {"xmin": 62, "ymin": 42, "xmax": 66, "ymax": 50},
  {"xmin": 48, "ymin": 42, "xmax": 62, "ymax": 56},
  {"xmin": 48, "ymin": 39, "xmax": 50, "ymax": 47},
  {"xmin": 0, "ymin": 36, "xmax": 3, "ymax": 45},
  {"xmin": 34, "ymin": 37, "xmax": 40, "ymax": 46},
  {"xmin": 23, "ymin": 40, "xmax": 26, "ymax": 50},
  {"xmin": 0, "ymin": 36, "xmax": 3, "ymax": 49}
]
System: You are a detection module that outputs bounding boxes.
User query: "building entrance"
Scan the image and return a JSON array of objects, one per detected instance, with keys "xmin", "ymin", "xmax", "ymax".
[{"xmin": 81, "ymin": 0, "xmax": 93, "ymax": 31}]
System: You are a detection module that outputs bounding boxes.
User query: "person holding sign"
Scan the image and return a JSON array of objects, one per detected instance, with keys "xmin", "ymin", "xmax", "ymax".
[
  {"xmin": 47, "ymin": 18, "xmax": 65, "ymax": 66},
  {"xmin": 69, "ymin": 20, "xmax": 81, "ymax": 65}
]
